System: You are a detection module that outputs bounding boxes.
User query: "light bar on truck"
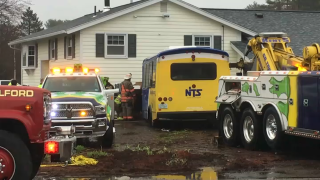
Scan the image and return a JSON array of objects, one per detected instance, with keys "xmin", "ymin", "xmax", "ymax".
[
  {"xmin": 52, "ymin": 68, "xmax": 61, "ymax": 74},
  {"xmin": 50, "ymin": 67, "xmax": 100, "ymax": 74},
  {"xmin": 65, "ymin": 67, "xmax": 74, "ymax": 73}
]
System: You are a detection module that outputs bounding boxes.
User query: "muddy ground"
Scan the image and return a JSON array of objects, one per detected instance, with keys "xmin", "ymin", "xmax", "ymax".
[{"xmin": 38, "ymin": 120, "xmax": 320, "ymax": 179}]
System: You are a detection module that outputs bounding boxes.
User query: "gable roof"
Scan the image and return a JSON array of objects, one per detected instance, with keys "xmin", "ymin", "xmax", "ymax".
[
  {"xmin": 8, "ymin": 0, "xmax": 160, "ymax": 45},
  {"xmin": 202, "ymin": 8, "xmax": 320, "ymax": 56},
  {"xmin": 9, "ymin": 0, "xmax": 257, "ymax": 46}
]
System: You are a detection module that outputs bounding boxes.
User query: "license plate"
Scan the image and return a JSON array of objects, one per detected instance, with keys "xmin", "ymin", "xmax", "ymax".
[{"xmin": 159, "ymin": 103, "xmax": 168, "ymax": 109}]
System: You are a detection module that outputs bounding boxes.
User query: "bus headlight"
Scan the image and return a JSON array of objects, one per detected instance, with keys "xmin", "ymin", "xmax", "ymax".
[{"xmin": 95, "ymin": 105, "xmax": 106, "ymax": 114}]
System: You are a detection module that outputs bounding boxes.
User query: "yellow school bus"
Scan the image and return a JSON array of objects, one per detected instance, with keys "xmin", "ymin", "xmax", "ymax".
[{"xmin": 142, "ymin": 47, "xmax": 230, "ymax": 127}]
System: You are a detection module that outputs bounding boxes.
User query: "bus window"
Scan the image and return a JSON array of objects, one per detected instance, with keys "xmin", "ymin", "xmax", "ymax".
[
  {"xmin": 170, "ymin": 63, "xmax": 217, "ymax": 80},
  {"xmin": 151, "ymin": 60, "xmax": 156, "ymax": 88}
]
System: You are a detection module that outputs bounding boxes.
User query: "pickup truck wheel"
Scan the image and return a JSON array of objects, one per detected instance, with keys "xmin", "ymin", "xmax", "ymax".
[
  {"xmin": 263, "ymin": 107, "xmax": 284, "ymax": 150},
  {"xmin": 100, "ymin": 120, "xmax": 114, "ymax": 148},
  {"xmin": 0, "ymin": 130, "xmax": 32, "ymax": 180},
  {"xmin": 240, "ymin": 108, "xmax": 263, "ymax": 150},
  {"xmin": 220, "ymin": 106, "xmax": 240, "ymax": 147}
]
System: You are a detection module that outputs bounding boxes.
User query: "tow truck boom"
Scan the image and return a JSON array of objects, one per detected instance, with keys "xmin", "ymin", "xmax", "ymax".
[{"xmin": 230, "ymin": 32, "xmax": 320, "ymax": 74}]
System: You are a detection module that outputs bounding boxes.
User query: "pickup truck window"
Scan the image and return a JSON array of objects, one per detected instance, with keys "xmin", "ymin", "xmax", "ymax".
[{"xmin": 43, "ymin": 76, "xmax": 101, "ymax": 92}]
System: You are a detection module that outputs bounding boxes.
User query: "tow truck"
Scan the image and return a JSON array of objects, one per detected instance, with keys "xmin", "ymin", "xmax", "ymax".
[
  {"xmin": 216, "ymin": 32, "xmax": 320, "ymax": 151},
  {"xmin": 230, "ymin": 32, "xmax": 320, "ymax": 73},
  {"xmin": 42, "ymin": 64, "xmax": 117, "ymax": 148},
  {"xmin": 0, "ymin": 85, "xmax": 75, "ymax": 180}
]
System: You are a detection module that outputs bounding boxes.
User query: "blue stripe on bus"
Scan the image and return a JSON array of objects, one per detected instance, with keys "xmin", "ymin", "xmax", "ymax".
[{"xmin": 156, "ymin": 47, "xmax": 229, "ymax": 57}]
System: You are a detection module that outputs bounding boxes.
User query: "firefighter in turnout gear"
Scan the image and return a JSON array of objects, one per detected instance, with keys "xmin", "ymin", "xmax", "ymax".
[
  {"xmin": 120, "ymin": 73, "xmax": 135, "ymax": 120},
  {"xmin": 114, "ymin": 94, "xmax": 123, "ymax": 120}
]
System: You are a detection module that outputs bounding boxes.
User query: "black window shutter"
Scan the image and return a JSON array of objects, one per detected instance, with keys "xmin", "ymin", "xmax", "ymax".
[
  {"xmin": 35, "ymin": 43, "xmax": 38, "ymax": 68},
  {"xmin": 64, "ymin": 37, "xmax": 67, "ymax": 59},
  {"xmin": 55, "ymin": 38, "xmax": 58, "ymax": 60},
  {"xmin": 48, "ymin": 40, "xmax": 51, "ymax": 60},
  {"xmin": 184, "ymin": 35, "xmax": 192, "ymax": 46},
  {"xmin": 96, "ymin": 34, "xmax": 105, "ymax": 57},
  {"xmin": 72, "ymin": 34, "xmax": 76, "ymax": 58},
  {"xmin": 214, "ymin": 36, "xmax": 222, "ymax": 50},
  {"xmin": 128, "ymin": 34, "xmax": 136, "ymax": 58}
]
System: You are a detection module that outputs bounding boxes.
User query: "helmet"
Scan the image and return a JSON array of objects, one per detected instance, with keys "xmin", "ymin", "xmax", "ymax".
[{"xmin": 124, "ymin": 74, "xmax": 131, "ymax": 80}]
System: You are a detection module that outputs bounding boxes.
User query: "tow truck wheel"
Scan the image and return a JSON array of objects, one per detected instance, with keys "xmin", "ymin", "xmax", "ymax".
[
  {"xmin": 220, "ymin": 106, "xmax": 240, "ymax": 147},
  {"xmin": 0, "ymin": 130, "xmax": 32, "ymax": 180},
  {"xmin": 263, "ymin": 107, "xmax": 284, "ymax": 150},
  {"xmin": 240, "ymin": 108, "xmax": 263, "ymax": 150},
  {"xmin": 100, "ymin": 120, "xmax": 114, "ymax": 148}
]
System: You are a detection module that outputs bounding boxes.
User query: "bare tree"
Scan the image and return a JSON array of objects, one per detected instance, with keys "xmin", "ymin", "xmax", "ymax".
[{"xmin": 0, "ymin": 0, "xmax": 30, "ymax": 23}]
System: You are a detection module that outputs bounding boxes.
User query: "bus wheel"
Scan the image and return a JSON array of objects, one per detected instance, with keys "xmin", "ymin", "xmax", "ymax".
[
  {"xmin": 240, "ymin": 108, "xmax": 263, "ymax": 150},
  {"xmin": 220, "ymin": 106, "xmax": 240, "ymax": 147},
  {"xmin": 263, "ymin": 107, "xmax": 284, "ymax": 151}
]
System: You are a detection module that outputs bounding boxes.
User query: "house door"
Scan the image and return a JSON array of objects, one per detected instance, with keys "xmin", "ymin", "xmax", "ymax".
[
  {"xmin": 298, "ymin": 76, "xmax": 320, "ymax": 131},
  {"xmin": 41, "ymin": 60, "xmax": 49, "ymax": 79}
]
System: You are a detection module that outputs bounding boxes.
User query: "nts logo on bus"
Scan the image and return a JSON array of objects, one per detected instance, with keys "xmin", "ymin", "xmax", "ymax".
[{"xmin": 185, "ymin": 84, "xmax": 202, "ymax": 97}]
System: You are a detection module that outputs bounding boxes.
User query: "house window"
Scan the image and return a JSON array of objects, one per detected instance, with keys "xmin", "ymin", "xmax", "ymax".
[
  {"xmin": 50, "ymin": 40, "xmax": 55, "ymax": 59},
  {"xmin": 106, "ymin": 34, "xmax": 127, "ymax": 57},
  {"xmin": 28, "ymin": 46, "xmax": 35, "ymax": 67},
  {"xmin": 194, "ymin": 35, "xmax": 212, "ymax": 47},
  {"xmin": 67, "ymin": 36, "xmax": 72, "ymax": 57}
]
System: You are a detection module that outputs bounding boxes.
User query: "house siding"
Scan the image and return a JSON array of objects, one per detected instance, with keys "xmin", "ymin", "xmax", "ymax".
[
  {"xmin": 21, "ymin": 32, "xmax": 80, "ymax": 86},
  {"xmin": 81, "ymin": 1, "xmax": 241, "ymax": 84}
]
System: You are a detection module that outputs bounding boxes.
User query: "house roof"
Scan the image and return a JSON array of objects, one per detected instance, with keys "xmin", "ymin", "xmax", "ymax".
[
  {"xmin": 8, "ymin": 0, "xmax": 155, "ymax": 45},
  {"xmin": 202, "ymin": 8, "xmax": 320, "ymax": 56},
  {"xmin": 9, "ymin": 0, "xmax": 258, "ymax": 45}
]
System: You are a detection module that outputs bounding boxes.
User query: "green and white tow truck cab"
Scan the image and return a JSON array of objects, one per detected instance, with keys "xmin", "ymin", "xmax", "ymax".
[{"xmin": 42, "ymin": 64, "xmax": 118, "ymax": 148}]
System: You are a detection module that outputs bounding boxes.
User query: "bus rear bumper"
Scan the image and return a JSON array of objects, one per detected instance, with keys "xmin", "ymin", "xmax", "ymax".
[{"xmin": 157, "ymin": 111, "xmax": 216, "ymax": 121}]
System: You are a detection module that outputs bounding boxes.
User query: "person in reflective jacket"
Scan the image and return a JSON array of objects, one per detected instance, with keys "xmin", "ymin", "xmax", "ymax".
[
  {"xmin": 114, "ymin": 94, "xmax": 123, "ymax": 120},
  {"xmin": 102, "ymin": 77, "xmax": 114, "ymax": 89},
  {"xmin": 38, "ymin": 78, "xmax": 44, "ymax": 88},
  {"xmin": 8, "ymin": 79, "xmax": 19, "ymax": 86}
]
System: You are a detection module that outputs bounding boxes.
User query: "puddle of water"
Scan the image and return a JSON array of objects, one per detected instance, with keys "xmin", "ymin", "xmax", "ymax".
[
  {"xmin": 35, "ymin": 167, "xmax": 320, "ymax": 180},
  {"xmin": 35, "ymin": 167, "xmax": 217, "ymax": 180}
]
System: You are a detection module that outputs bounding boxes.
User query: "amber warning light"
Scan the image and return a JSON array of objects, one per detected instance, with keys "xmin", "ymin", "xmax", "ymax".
[{"xmin": 45, "ymin": 141, "xmax": 59, "ymax": 154}]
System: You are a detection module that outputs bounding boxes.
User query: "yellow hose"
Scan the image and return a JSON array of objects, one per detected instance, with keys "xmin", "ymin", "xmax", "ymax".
[{"xmin": 40, "ymin": 155, "xmax": 98, "ymax": 167}]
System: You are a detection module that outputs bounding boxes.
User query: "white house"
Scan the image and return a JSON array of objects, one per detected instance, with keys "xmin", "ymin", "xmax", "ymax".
[{"xmin": 9, "ymin": 0, "xmax": 259, "ymax": 86}]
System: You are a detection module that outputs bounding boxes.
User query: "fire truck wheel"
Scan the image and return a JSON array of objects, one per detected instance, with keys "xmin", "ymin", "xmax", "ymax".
[
  {"xmin": 0, "ymin": 130, "xmax": 32, "ymax": 180},
  {"xmin": 263, "ymin": 107, "xmax": 284, "ymax": 150},
  {"xmin": 30, "ymin": 144, "xmax": 45, "ymax": 179},
  {"xmin": 220, "ymin": 106, "xmax": 240, "ymax": 147},
  {"xmin": 240, "ymin": 108, "xmax": 263, "ymax": 150},
  {"xmin": 100, "ymin": 120, "xmax": 114, "ymax": 148}
]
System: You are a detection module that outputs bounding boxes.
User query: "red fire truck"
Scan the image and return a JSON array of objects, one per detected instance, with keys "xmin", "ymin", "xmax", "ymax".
[{"xmin": 0, "ymin": 85, "xmax": 76, "ymax": 180}]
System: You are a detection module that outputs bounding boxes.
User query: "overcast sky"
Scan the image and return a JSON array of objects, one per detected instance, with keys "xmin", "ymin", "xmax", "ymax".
[{"xmin": 29, "ymin": 0, "xmax": 266, "ymax": 22}]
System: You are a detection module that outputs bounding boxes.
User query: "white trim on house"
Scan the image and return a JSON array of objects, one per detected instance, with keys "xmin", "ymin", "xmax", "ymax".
[
  {"xmin": 22, "ymin": 45, "xmax": 37, "ymax": 69},
  {"xmin": 8, "ymin": 30, "xmax": 66, "ymax": 45},
  {"xmin": 169, "ymin": 0, "xmax": 257, "ymax": 36},
  {"xmin": 192, "ymin": 35, "xmax": 213, "ymax": 48},
  {"xmin": 66, "ymin": 0, "xmax": 163, "ymax": 34},
  {"xmin": 66, "ymin": 35, "xmax": 73, "ymax": 59},
  {"xmin": 230, "ymin": 42, "xmax": 251, "ymax": 62},
  {"xmin": 104, "ymin": 33, "xmax": 128, "ymax": 59}
]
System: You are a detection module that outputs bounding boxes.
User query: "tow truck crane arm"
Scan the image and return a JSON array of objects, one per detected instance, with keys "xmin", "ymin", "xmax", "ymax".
[{"xmin": 230, "ymin": 32, "xmax": 320, "ymax": 74}]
